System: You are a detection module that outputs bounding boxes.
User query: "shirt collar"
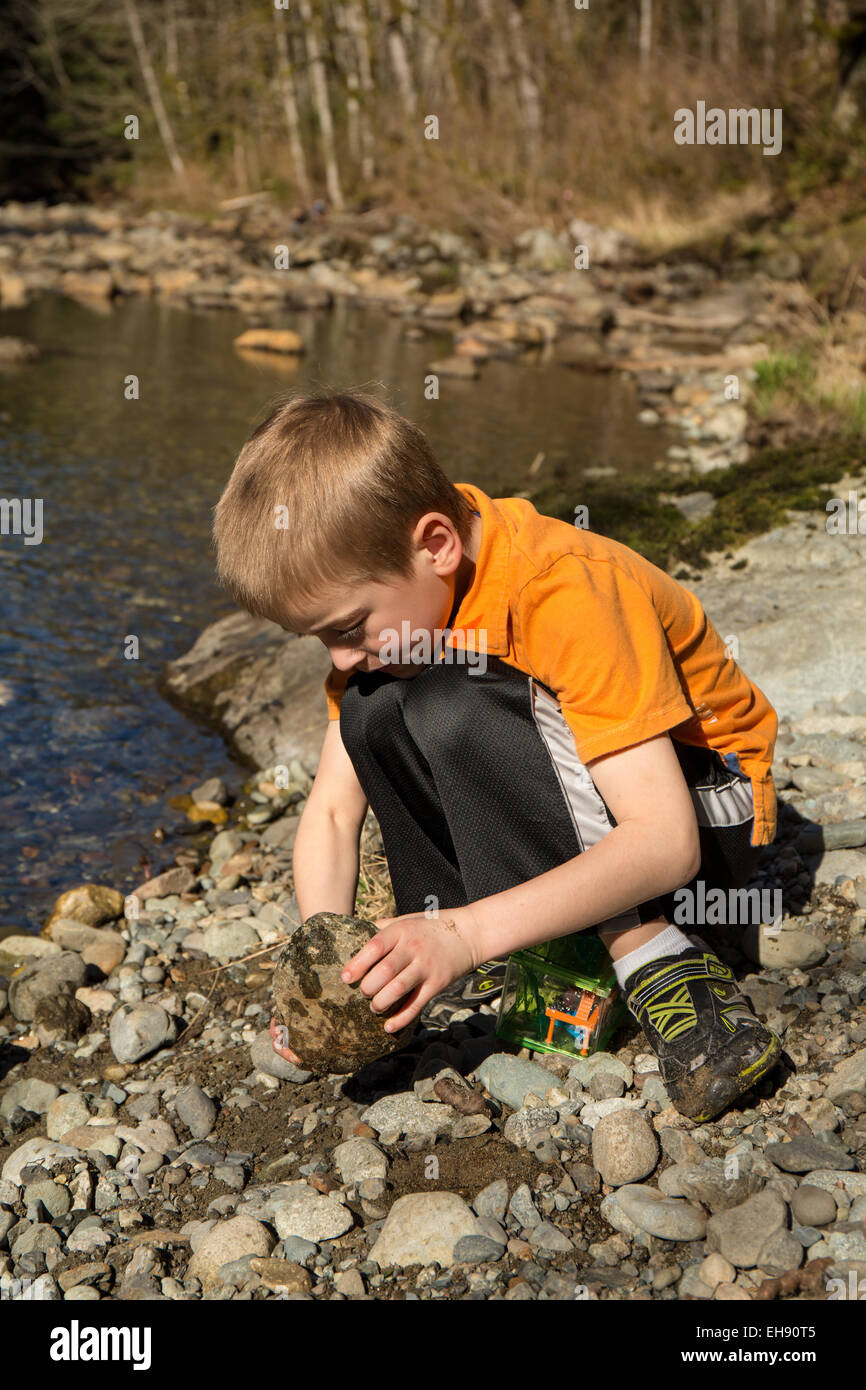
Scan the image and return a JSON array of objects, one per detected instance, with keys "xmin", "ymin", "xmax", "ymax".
[{"xmin": 445, "ymin": 483, "xmax": 511, "ymax": 656}]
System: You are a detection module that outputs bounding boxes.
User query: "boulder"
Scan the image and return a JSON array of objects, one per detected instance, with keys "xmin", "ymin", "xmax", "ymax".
[
  {"xmin": 43, "ymin": 885, "xmax": 124, "ymax": 936},
  {"xmin": 272, "ymin": 912, "xmax": 416, "ymax": 1074},
  {"xmin": 158, "ymin": 612, "xmax": 331, "ymax": 771}
]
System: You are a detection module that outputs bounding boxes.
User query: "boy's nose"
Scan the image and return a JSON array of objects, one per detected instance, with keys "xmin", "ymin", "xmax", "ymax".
[{"xmin": 330, "ymin": 647, "xmax": 367, "ymax": 672}]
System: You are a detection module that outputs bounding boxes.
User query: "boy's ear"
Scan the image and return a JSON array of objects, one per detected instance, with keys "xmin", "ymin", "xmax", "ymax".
[{"xmin": 414, "ymin": 513, "xmax": 461, "ymax": 570}]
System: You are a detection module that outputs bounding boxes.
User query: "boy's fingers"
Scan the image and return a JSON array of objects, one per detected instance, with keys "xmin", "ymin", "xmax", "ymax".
[
  {"xmin": 376, "ymin": 980, "xmax": 429, "ymax": 1033},
  {"xmin": 341, "ymin": 928, "xmax": 392, "ymax": 983},
  {"xmin": 369, "ymin": 965, "xmax": 419, "ymax": 1016}
]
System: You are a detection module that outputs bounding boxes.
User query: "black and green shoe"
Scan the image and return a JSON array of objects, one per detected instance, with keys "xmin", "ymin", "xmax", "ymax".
[
  {"xmin": 461, "ymin": 958, "xmax": 509, "ymax": 1003},
  {"xmin": 622, "ymin": 946, "xmax": 783, "ymax": 1122}
]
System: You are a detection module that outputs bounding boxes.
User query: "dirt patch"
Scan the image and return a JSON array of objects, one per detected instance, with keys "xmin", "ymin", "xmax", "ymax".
[{"xmin": 383, "ymin": 1133, "xmax": 543, "ymax": 1205}]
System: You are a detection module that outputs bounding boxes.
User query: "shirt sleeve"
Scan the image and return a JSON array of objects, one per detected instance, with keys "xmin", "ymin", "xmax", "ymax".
[
  {"xmin": 324, "ymin": 665, "xmax": 350, "ymax": 720},
  {"xmin": 515, "ymin": 554, "xmax": 696, "ymax": 763}
]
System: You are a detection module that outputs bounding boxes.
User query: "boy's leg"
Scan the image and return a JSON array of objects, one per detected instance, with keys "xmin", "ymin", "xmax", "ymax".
[{"xmin": 338, "ymin": 657, "xmax": 646, "ymax": 938}]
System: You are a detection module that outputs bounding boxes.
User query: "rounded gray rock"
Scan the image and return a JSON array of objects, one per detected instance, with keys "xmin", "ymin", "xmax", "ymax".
[
  {"xmin": 250, "ymin": 1028, "xmax": 312, "ymax": 1082},
  {"xmin": 109, "ymin": 1002, "xmax": 176, "ymax": 1064},
  {"xmin": 272, "ymin": 913, "xmax": 416, "ymax": 1074},
  {"xmin": 791, "ymin": 1184, "xmax": 837, "ymax": 1227},
  {"xmin": 8, "ymin": 953, "xmax": 87, "ymax": 1022},
  {"xmin": 591, "ymin": 1109, "xmax": 659, "ymax": 1187}
]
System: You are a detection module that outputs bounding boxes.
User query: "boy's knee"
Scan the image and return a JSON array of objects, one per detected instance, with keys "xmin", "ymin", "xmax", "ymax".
[{"xmin": 403, "ymin": 662, "xmax": 479, "ymax": 753}]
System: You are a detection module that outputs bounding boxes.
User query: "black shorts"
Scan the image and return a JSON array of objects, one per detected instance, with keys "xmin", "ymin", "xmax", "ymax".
[{"xmin": 339, "ymin": 655, "xmax": 763, "ymax": 938}]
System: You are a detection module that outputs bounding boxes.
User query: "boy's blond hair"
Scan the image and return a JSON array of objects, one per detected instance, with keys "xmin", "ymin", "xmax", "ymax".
[{"xmin": 213, "ymin": 389, "xmax": 475, "ymax": 625}]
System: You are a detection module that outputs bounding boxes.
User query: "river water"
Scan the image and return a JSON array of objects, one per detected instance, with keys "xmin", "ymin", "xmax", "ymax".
[{"xmin": 0, "ymin": 292, "xmax": 675, "ymax": 933}]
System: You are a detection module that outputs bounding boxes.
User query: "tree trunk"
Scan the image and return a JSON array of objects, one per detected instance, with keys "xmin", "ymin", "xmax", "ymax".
[
  {"xmin": 342, "ymin": 0, "xmax": 376, "ymax": 181},
  {"xmin": 507, "ymin": 0, "xmax": 542, "ymax": 164},
  {"xmin": 164, "ymin": 0, "xmax": 178, "ymax": 78},
  {"xmin": 718, "ymin": 0, "xmax": 738, "ymax": 67},
  {"xmin": 764, "ymin": 0, "xmax": 777, "ymax": 75},
  {"xmin": 298, "ymin": 0, "xmax": 345, "ymax": 210},
  {"xmin": 382, "ymin": 0, "xmax": 419, "ymax": 118},
  {"xmin": 121, "ymin": 0, "xmax": 186, "ymax": 178},
  {"xmin": 639, "ymin": 0, "xmax": 653, "ymax": 74},
  {"xmin": 477, "ymin": 0, "xmax": 512, "ymax": 113},
  {"xmin": 273, "ymin": 6, "xmax": 313, "ymax": 204},
  {"xmin": 701, "ymin": 0, "xmax": 714, "ymax": 61}
]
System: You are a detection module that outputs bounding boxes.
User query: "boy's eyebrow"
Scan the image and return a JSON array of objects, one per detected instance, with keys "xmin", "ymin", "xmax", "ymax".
[{"xmin": 307, "ymin": 609, "xmax": 366, "ymax": 635}]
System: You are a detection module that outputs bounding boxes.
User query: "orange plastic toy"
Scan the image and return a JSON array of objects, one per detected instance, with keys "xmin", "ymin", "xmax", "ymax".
[{"xmin": 544, "ymin": 988, "xmax": 603, "ymax": 1056}]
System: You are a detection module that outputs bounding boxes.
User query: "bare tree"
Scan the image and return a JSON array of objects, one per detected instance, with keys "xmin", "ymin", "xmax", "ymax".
[
  {"xmin": 701, "ymin": 0, "xmax": 714, "ymax": 61},
  {"xmin": 718, "ymin": 0, "xmax": 739, "ymax": 67},
  {"xmin": 382, "ymin": 0, "xmax": 419, "ymax": 119},
  {"xmin": 639, "ymin": 0, "xmax": 653, "ymax": 75},
  {"xmin": 121, "ymin": 0, "xmax": 186, "ymax": 178},
  {"xmin": 476, "ymin": 0, "xmax": 513, "ymax": 113},
  {"xmin": 341, "ymin": 0, "xmax": 377, "ymax": 180},
  {"xmin": 507, "ymin": 0, "xmax": 542, "ymax": 162},
  {"xmin": 298, "ymin": 0, "xmax": 345, "ymax": 209},
  {"xmin": 274, "ymin": 5, "xmax": 312, "ymax": 204},
  {"xmin": 764, "ymin": 0, "xmax": 777, "ymax": 75}
]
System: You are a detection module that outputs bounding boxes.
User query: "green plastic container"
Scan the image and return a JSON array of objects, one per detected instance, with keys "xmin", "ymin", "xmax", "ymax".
[{"xmin": 495, "ymin": 931, "xmax": 628, "ymax": 1060}]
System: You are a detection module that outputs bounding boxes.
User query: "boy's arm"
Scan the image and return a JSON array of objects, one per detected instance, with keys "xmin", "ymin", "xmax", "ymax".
[
  {"xmin": 272, "ymin": 719, "xmax": 368, "ymax": 1064},
  {"xmin": 291, "ymin": 718, "xmax": 368, "ymax": 919},
  {"xmin": 465, "ymin": 732, "xmax": 701, "ymax": 964}
]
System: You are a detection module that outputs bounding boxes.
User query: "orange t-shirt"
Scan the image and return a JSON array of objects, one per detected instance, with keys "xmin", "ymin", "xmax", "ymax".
[{"xmin": 324, "ymin": 483, "xmax": 778, "ymax": 846}]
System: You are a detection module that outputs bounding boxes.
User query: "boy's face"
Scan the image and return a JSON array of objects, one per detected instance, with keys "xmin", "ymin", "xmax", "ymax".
[{"xmin": 281, "ymin": 511, "xmax": 472, "ymax": 677}]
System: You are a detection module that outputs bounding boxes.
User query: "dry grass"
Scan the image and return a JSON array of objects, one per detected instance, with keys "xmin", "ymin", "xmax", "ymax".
[
  {"xmin": 612, "ymin": 185, "xmax": 776, "ymax": 259},
  {"xmin": 354, "ymin": 843, "xmax": 396, "ymax": 924}
]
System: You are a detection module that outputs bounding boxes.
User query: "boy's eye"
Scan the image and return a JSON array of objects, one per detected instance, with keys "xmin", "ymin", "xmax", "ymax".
[{"xmin": 335, "ymin": 622, "xmax": 365, "ymax": 643}]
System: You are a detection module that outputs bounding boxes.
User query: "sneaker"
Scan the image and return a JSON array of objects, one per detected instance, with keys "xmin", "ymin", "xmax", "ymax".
[
  {"xmin": 461, "ymin": 958, "xmax": 509, "ymax": 1003},
  {"xmin": 621, "ymin": 946, "xmax": 783, "ymax": 1122}
]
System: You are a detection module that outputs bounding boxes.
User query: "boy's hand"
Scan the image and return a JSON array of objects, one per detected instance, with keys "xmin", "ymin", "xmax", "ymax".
[
  {"xmin": 270, "ymin": 1014, "xmax": 304, "ymax": 1067},
  {"xmin": 340, "ymin": 908, "xmax": 481, "ymax": 1033}
]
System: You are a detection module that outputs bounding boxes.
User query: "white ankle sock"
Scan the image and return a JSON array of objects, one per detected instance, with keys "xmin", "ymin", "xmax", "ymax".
[{"xmin": 612, "ymin": 924, "xmax": 695, "ymax": 992}]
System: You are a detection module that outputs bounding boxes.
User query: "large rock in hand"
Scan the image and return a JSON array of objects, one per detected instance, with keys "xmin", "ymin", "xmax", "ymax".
[{"xmin": 272, "ymin": 913, "xmax": 416, "ymax": 1074}]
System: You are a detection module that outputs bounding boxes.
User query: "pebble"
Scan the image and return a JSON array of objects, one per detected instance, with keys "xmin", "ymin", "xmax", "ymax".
[
  {"xmin": 174, "ymin": 1084, "xmax": 217, "ymax": 1140},
  {"xmin": 370, "ymin": 1193, "xmax": 489, "ymax": 1269},
  {"xmin": 527, "ymin": 1222, "xmax": 573, "ymax": 1252},
  {"xmin": 1, "ymin": 1139, "xmax": 79, "ymax": 1188},
  {"xmin": 591, "ymin": 1110, "xmax": 659, "ymax": 1186},
  {"xmin": 278, "ymin": 1235, "xmax": 319, "ymax": 1265},
  {"xmin": 331, "ymin": 1137, "xmax": 388, "ymax": 1185},
  {"xmin": 249, "ymin": 1028, "xmax": 313, "ymax": 1082},
  {"xmin": 109, "ymin": 1002, "xmax": 176, "ymax": 1063},
  {"xmin": 705, "ymin": 1189, "xmax": 787, "ymax": 1268},
  {"xmin": 187, "ymin": 1215, "xmax": 274, "ymax": 1292},
  {"xmin": 8, "ymin": 953, "xmax": 88, "ymax": 1022},
  {"xmin": 613, "ymin": 1184, "xmax": 708, "ymax": 1240},
  {"xmin": 568, "ymin": 1053, "xmax": 634, "ymax": 1088},
  {"xmin": 265, "ymin": 1184, "xmax": 354, "ymax": 1242},
  {"xmin": 501, "ymin": 1105, "xmax": 557, "ymax": 1150},
  {"xmin": 587, "ymin": 1072, "xmax": 627, "ymax": 1101},
  {"xmin": 360, "ymin": 1093, "xmax": 455, "ymax": 1138},
  {"xmin": 472, "ymin": 1054, "xmax": 560, "ymax": 1110},
  {"xmin": 201, "ymin": 921, "xmax": 259, "ymax": 962},
  {"xmin": 508, "ymin": 1183, "xmax": 541, "ymax": 1229},
  {"xmin": 699, "ymin": 1252, "xmax": 736, "ymax": 1289},
  {"xmin": 764, "ymin": 1136, "xmax": 855, "ymax": 1173},
  {"xmin": 473, "ymin": 1178, "xmax": 510, "ymax": 1223},
  {"xmin": 0, "ymin": 1078, "xmax": 60, "ymax": 1118}
]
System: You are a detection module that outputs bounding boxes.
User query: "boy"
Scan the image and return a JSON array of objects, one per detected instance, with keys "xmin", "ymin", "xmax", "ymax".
[{"xmin": 213, "ymin": 389, "xmax": 784, "ymax": 1122}]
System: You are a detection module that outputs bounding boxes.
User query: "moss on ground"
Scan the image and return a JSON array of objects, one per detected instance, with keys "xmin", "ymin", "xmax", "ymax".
[{"xmin": 518, "ymin": 437, "xmax": 865, "ymax": 576}]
